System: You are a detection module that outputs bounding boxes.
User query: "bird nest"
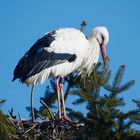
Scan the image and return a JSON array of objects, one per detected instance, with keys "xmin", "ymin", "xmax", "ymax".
[{"xmin": 8, "ymin": 102, "xmax": 84, "ymax": 140}]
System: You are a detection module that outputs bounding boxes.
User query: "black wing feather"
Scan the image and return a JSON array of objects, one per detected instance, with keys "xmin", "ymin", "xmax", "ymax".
[
  {"xmin": 13, "ymin": 49, "xmax": 76, "ymax": 82},
  {"xmin": 26, "ymin": 31, "xmax": 56, "ymax": 55},
  {"xmin": 13, "ymin": 30, "xmax": 77, "ymax": 82}
]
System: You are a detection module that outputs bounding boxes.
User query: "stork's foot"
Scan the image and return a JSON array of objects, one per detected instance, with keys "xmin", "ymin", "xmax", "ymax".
[{"xmin": 63, "ymin": 116, "xmax": 77, "ymax": 124}]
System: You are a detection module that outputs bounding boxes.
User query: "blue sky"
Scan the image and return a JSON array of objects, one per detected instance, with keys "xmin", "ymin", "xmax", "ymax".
[{"xmin": 0, "ymin": 0, "xmax": 140, "ymax": 124}]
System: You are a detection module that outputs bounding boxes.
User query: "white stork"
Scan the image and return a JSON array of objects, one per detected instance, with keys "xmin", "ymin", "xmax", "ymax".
[{"xmin": 12, "ymin": 26, "xmax": 109, "ymax": 122}]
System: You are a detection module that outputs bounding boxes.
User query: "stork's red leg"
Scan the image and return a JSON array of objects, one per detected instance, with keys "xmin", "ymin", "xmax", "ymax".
[
  {"xmin": 56, "ymin": 77, "xmax": 77, "ymax": 124},
  {"xmin": 59, "ymin": 78, "xmax": 77, "ymax": 123},
  {"xmin": 56, "ymin": 78, "xmax": 62, "ymax": 119},
  {"xmin": 60, "ymin": 83, "xmax": 67, "ymax": 117},
  {"xmin": 58, "ymin": 77, "xmax": 68, "ymax": 119},
  {"xmin": 61, "ymin": 90, "xmax": 77, "ymax": 123}
]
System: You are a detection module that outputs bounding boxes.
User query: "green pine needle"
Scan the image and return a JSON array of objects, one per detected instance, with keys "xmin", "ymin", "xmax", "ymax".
[{"xmin": 113, "ymin": 65, "xmax": 125, "ymax": 89}]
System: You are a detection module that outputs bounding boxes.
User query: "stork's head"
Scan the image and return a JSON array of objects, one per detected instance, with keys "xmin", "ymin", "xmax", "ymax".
[{"xmin": 89, "ymin": 26, "xmax": 109, "ymax": 65}]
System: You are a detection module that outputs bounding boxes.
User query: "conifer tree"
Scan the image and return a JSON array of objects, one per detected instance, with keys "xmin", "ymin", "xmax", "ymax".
[{"xmin": 66, "ymin": 61, "xmax": 140, "ymax": 140}]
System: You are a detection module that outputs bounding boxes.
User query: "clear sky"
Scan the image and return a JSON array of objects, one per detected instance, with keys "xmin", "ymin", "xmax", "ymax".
[{"xmin": 0, "ymin": 0, "xmax": 140, "ymax": 124}]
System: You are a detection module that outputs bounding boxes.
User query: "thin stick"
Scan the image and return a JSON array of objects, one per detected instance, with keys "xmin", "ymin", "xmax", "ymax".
[
  {"xmin": 31, "ymin": 85, "xmax": 35, "ymax": 122},
  {"xmin": 37, "ymin": 112, "xmax": 44, "ymax": 120},
  {"xmin": 24, "ymin": 124, "xmax": 37, "ymax": 134},
  {"xmin": 40, "ymin": 99, "xmax": 54, "ymax": 119},
  {"xmin": 18, "ymin": 113, "xmax": 24, "ymax": 131},
  {"xmin": 8, "ymin": 118, "xmax": 22, "ymax": 133}
]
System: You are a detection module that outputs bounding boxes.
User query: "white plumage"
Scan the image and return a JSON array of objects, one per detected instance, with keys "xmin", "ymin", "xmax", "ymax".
[{"xmin": 13, "ymin": 26, "xmax": 109, "ymax": 122}]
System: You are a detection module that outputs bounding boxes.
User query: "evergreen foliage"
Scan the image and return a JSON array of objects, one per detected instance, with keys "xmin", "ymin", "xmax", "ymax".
[
  {"xmin": 0, "ymin": 100, "xmax": 16, "ymax": 140},
  {"xmin": 66, "ymin": 61, "xmax": 139, "ymax": 140}
]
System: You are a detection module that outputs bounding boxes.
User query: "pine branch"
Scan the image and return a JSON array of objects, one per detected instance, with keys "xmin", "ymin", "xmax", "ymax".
[
  {"xmin": 102, "ymin": 64, "xmax": 135, "ymax": 99},
  {"xmin": 43, "ymin": 84, "xmax": 58, "ymax": 107},
  {"xmin": 112, "ymin": 65, "xmax": 125, "ymax": 89},
  {"xmin": 133, "ymin": 99, "xmax": 140, "ymax": 108},
  {"xmin": 78, "ymin": 91, "xmax": 97, "ymax": 103},
  {"xmin": 0, "ymin": 99, "xmax": 6, "ymax": 105},
  {"xmin": 101, "ymin": 56, "xmax": 109, "ymax": 81},
  {"xmin": 80, "ymin": 20, "xmax": 87, "ymax": 32},
  {"xmin": 103, "ymin": 70, "xmax": 112, "ymax": 85},
  {"xmin": 116, "ymin": 80, "xmax": 135, "ymax": 94},
  {"xmin": 0, "ymin": 99, "xmax": 6, "ymax": 110},
  {"xmin": 68, "ymin": 111, "xmax": 85, "ymax": 121},
  {"xmin": 125, "ymin": 110, "xmax": 140, "ymax": 118},
  {"xmin": 72, "ymin": 98, "xmax": 85, "ymax": 105},
  {"xmin": 40, "ymin": 99, "xmax": 54, "ymax": 119}
]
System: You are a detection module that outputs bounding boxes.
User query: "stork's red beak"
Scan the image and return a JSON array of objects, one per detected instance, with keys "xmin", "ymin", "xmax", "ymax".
[{"xmin": 100, "ymin": 44, "xmax": 106, "ymax": 66}]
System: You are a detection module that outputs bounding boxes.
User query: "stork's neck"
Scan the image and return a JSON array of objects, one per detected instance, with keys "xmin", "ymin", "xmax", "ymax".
[
  {"xmin": 89, "ymin": 37, "xmax": 100, "ymax": 57},
  {"xmin": 88, "ymin": 37, "xmax": 100, "ymax": 53},
  {"xmin": 81, "ymin": 37, "xmax": 100, "ymax": 76}
]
